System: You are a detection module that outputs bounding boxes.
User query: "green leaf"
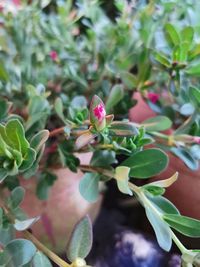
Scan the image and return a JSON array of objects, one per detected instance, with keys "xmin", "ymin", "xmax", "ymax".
[
  {"xmin": 0, "ymin": 62, "xmax": 9, "ymax": 81},
  {"xmin": 171, "ymin": 147, "xmax": 198, "ymax": 170},
  {"xmin": 147, "ymin": 195, "xmax": 180, "ymax": 215},
  {"xmin": 145, "ymin": 207, "xmax": 172, "ymax": 251},
  {"xmin": 75, "ymin": 131, "xmax": 96, "ymax": 150},
  {"xmin": 120, "ymin": 72, "xmax": 137, "ymax": 89},
  {"xmin": 164, "ymin": 214, "xmax": 200, "ymax": 237},
  {"xmin": 181, "ymin": 26, "xmax": 194, "ymax": 44},
  {"xmin": 106, "ymin": 84, "xmax": 124, "ymax": 112},
  {"xmin": 165, "ymin": 23, "xmax": 180, "ymax": 46},
  {"xmin": 19, "ymin": 148, "xmax": 36, "ymax": 172},
  {"xmin": 54, "ymin": 98, "xmax": 65, "ymax": 123},
  {"xmin": 31, "ymin": 251, "xmax": 52, "ymax": 267},
  {"xmin": 71, "ymin": 96, "xmax": 87, "ymax": 110},
  {"xmin": 115, "ymin": 166, "xmax": 132, "ymax": 196},
  {"xmin": 186, "ymin": 63, "xmax": 200, "ymax": 76},
  {"xmin": 172, "ymin": 45, "xmax": 181, "ymax": 62},
  {"xmin": 79, "ymin": 173, "xmax": 100, "ymax": 203},
  {"xmin": 0, "ymin": 224, "xmax": 15, "ymax": 246},
  {"xmin": 5, "ymin": 120, "xmax": 29, "ymax": 155},
  {"xmin": 30, "ymin": 130, "xmax": 49, "ymax": 153},
  {"xmin": 142, "ymin": 116, "xmax": 172, "ymax": 131},
  {"xmin": 90, "ymin": 150, "xmax": 117, "ymax": 167},
  {"xmin": 36, "ymin": 172, "xmax": 57, "ymax": 200},
  {"xmin": 66, "ymin": 216, "xmax": 93, "ymax": 262},
  {"xmin": 109, "ymin": 121, "xmax": 138, "ymax": 137},
  {"xmin": 14, "ymin": 217, "xmax": 40, "ymax": 231},
  {"xmin": 179, "ymin": 42, "xmax": 190, "ymax": 62},
  {"xmin": 122, "ymin": 149, "xmax": 169, "ymax": 178},
  {"xmin": 143, "ymin": 185, "xmax": 165, "ymax": 196},
  {"xmin": 153, "ymin": 51, "xmax": 171, "ymax": 68},
  {"xmin": 0, "ymin": 169, "xmax": 8, "ymax": 182},
  {"xmin": 7, "ymin": 187, "xmax": 25, "ymax": 210},
  {"xmin": 3, "ymin": 239, "xmax": 36, "ymax": 266},
  {"xmin": 189, "ymin": 87, "xmax": 200, "ymax": 107},
  {"xmin": 0, "ymin": 98, "xmax": 10, "ymax": 121},
  {"xmin": 58, "ymin": 143, "xmax": 80, "ymax": 172}
]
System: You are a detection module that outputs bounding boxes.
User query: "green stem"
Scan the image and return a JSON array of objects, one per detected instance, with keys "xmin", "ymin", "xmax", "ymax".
[
  {"xmin": 1, "ymin": 203, "xmax": 71, "ymax": 267},
  {"xmin": 128, "ymin": 182, "xmax": 188, "ymax": 254},
  {"xmin": 170, "ymin": 231, "xmax": 188, "ymax": 254}
]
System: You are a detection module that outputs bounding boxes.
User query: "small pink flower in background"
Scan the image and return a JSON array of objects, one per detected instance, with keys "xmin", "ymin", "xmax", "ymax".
[
  {"xmin": 193, "ymin": 136, "xmax": 200, "ymax": 144},
  {"xmin": 12, "ymin": 0, "xmax": 20, "ymax": 6},
  {"xmin": 49, "ymin": 50, "xmax": 58, "ymax": 61},
  {"xmin": 147, "ymin": 92, "xmax": 160, "ymax": 104},
  {"xmin": 93, "ymin": 103, "xmax": 106, "ymax": 122}
]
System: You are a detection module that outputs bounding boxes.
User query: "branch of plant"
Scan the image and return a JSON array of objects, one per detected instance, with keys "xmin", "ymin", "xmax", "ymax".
[
  {"xmin": 79, "ymin": 164, "xmax": 189, "ymax": 255},
  {"xmin": 129, "ymin": 182, "xmax": 188, "ymax": 255},
  {"xmin": 0, "ymin": 202, "xmax": 71, "ymax": 267}
]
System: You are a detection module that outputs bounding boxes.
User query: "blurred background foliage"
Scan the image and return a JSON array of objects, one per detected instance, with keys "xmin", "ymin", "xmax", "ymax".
[{"xmin": 0, "ymin": 0, "xmax": 200, "ymax": 168}]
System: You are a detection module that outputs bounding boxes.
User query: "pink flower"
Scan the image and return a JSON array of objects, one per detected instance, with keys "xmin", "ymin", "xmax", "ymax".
[
  {"xmin": 49, "ymin": 50, "xmax": 58, "ymax": 61},
  {"xmin": 93, "ymin": 103, "xmax": 106, "ymax": 121},
  {"xmin": 193, "ymin": 136, "xmax": 200, "ymax": 144},
  {"xmin": 147, "ymin": 92, "xmax": 160, "ymax": 104},
  {"xmin": 12, "ymin": 0, "xmax": 20, "ymax": 6}
]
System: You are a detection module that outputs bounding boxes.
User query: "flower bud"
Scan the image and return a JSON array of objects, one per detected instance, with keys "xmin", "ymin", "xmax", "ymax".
[{"xmin": 90, "ymin": 95, "xmax": 106, "ymax": 131}]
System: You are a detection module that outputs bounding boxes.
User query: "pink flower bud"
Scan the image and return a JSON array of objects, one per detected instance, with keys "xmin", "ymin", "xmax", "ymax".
[
  {"xmin": 49, "ymin": 50, "xmax": 58, "ymax": 61},
  {"xmin": 90, "ymin": 95, "xmax": 106, "ymax": 131},
  {"xmin": 193, "ymin": 136, "xmax": 200, "ymax": 144},
  {"xmin": 147, "ymin": 92, "xmax": 160, "ymax": 104},
  {"xmin": 93, "ymin": 103, "xmax": 106, "ymax": 122}
]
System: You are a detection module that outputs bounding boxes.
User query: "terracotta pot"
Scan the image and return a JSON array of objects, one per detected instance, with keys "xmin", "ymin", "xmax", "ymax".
[
  {"xmin": 129, "ymin": 92, "xmax": 200, "ymax": 220},
  {"xmin": 20, "ymin": 153, "xmax": 102, "ymax": 254}
]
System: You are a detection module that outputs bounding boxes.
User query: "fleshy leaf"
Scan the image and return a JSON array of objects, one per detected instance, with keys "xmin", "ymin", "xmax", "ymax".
[
  {"xmin": 79, "ymin": 173, "xmax": 100, "ymax": 203},
  {"xmin": 14, "ymin": 217, "xmax": 40, "ymax": 231},
  {"xmin": 122, "ymin": 149, "xmax": 169, "ymax": 178},
  {"xmin": 164, "ymin": 214, "xmax": 200, "ymax": 237},
  {"xmin": 145, "ymin": 207, "xmax": 172, "ymax": 251},
  {"xmin": 66, "ymin": 215, "xmax": 93, "ymax": 262},
  {"xmin": 115, "ymin": 166, "xmax": 132, "ymax": 196}
]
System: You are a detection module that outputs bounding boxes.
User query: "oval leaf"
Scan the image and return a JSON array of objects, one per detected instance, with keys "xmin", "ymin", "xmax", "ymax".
[
  {"xmin": 122, "ymin": 149, "xmax": 169, "ymax": 178},
  {"xmin": 66, "ymin": 215, "xmax": 93, "ymax": 262},
  {"xmin": 79, "ymin": 173, "xmax": 100, "ymax": 203},
  {"xmin": 3, "ymin": 239, "xmax": 36, "ymax": 266},
  {"xmin": 164, "ymin": 214, "xmax": 200, "ymax": 237},
  {"xmin": 145, "ymin": 207, "xmax": 172, "ymax": 251},
  {"xmin": 142, "ymin": 116, "xmax": 172, "ymax": 132}
]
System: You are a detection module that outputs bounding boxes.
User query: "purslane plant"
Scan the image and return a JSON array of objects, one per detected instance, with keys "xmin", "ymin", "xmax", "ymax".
[
  {"xmin": 0, "ymin": 0, "xmax": 200, "ymax": 266},
  {"xmin": 0, "ymin": 95, "xmax": 200, "ymax": 266}
]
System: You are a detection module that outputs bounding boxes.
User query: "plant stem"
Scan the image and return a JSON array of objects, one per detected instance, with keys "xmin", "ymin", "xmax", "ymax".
[
  {"xmin": 79, "ymin": 165, "xmax": 188, "ymax": 256},
  {"xmin": 24, "ymin": 231, "xmax": 71, "ymax": 267},
  {"xmin": 79, "ymin": 165, "xmax": 114, "ymax": 178},
  {"xmin": 170, "ymin": 230, "xmax": 188, "ymax": 254},
  {"xmin": 1, "ymin": 203, "xmax": 71, "ymax": 267},
  {"xmin": 49, "ymin": 126, "xmax": 65, "ymax": 137},
  {"xmin": 128, "ymin": 181, "xmax": 188, "ymax": 254}
]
